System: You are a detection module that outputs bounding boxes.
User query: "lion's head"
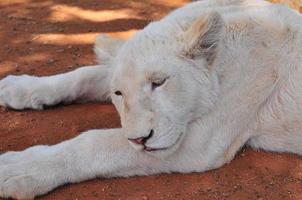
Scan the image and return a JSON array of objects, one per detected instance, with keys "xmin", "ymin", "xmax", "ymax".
[{"xmin": 95, "ymin": 12, "xmax": 224, "ymax": 157}]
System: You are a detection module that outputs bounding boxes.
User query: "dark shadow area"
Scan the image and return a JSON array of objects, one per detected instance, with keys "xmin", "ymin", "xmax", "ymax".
[{"xmin": 0, "ymin": 0, "xmax": 181, "ymax": 78}]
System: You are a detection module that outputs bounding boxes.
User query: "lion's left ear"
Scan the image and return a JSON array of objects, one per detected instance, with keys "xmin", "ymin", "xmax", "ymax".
[
  {"xmin": 94, "ymin": 34, "xmax": 125, "ymax": 65},
  {"xmin": 182, "ymin": 12, "xmax": 224, "ymax": 65}
]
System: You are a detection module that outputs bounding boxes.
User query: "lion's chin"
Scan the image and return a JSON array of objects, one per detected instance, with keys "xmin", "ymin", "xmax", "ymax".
[{"xmin": 144, "ymin": 132, "xmax": 184, "ymax": 155}]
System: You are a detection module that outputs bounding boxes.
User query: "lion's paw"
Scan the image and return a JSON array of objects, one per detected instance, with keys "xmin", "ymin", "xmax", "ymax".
[
  {"xmin": 0, "ymin": 146, "xmax": 62, "ymax": 199},
  {"xmin": 0, "ymin": 75, "xmax": 45, "ymax": 110},
  {"xmin": 0, "ymin": 164, "xmax": 44, "ymax": 199}
]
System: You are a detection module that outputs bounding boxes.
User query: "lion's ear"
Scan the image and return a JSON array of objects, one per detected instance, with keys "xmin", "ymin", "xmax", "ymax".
[
  {"xmin": 94, "ymin": 35, "xmax": 125, "ymax": 64},
  {"xmin": 182, "ymin": 12, "xmax": 224, "ymax": 65}
]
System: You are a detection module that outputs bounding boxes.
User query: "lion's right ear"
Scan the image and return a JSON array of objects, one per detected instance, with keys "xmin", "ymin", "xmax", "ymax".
[
  {"xmin": 182, "ymin": 12, "xmax": 224, "ymax": 65},
  {"xmin": 94, "ymin": 35, "xmax": 125, "ymax": 64}
]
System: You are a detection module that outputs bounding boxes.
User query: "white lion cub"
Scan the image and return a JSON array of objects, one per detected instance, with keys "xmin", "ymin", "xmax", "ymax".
[{"xmin": 1, "ymin": 0, "xmax": 302, "ymax": 199}]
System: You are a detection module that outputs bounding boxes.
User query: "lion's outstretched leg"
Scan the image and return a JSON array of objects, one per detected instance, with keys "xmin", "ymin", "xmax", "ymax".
[
  {"xmin": 0, "ymin": 34, "xmax": 125, "ymax": 110},
  {"xmin": 0, "ymin": 65, "xmax": 112, "ymax": 110},
  {"xmin": 0, "ymin": 129, "xmax": 177, "ymax": 199}
]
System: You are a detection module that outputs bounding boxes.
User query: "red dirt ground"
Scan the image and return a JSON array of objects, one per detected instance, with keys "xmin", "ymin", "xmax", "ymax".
[{"xmin": 0, "ymin": 0, "xmax": 302, "ymax": 199}]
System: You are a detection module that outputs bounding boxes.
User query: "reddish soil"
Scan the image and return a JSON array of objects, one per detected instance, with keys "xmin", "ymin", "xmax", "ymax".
[{"xmin": 0, "ymin": 0, "xmax": 302, "ymax": 199}]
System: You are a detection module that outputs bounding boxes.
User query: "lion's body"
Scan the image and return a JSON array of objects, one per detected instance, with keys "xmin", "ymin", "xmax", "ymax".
[{"xmin": 0, "ymin": 0, "xmax": 302, "ymax": 199}]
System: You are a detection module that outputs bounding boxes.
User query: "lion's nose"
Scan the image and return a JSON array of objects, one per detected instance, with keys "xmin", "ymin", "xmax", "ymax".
[{"xmin": 128, "ymin": 129, "xmax": 154, "ymax": 145}]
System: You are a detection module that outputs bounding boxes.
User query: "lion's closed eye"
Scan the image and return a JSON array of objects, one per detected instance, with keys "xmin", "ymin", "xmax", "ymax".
[
  {"xmin": 152, "ymin": 79, "xmax": 166, "ymax": 90},
  {"xmin": 151, "ymin": 77, "xmax": 170, "ymax": 91}
]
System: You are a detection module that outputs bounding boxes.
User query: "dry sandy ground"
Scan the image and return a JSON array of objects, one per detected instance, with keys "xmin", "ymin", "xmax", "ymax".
[{"xmin": 0, "ymin": 0, "xmax": 302, "ymax": 199}]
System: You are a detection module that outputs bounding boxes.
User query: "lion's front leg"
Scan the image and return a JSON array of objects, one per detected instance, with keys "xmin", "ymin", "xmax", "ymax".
[
  {"xmin": 0, "ymin": 129, "xmax": 171, "ymax": 199},
  {"xmin": 0, "ymin": 65, "xmax": 112, "ymax": 110}
]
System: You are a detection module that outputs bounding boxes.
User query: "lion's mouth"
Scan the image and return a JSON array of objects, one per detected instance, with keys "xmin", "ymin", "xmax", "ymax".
[
  {"xmin": 143, "ymin": 132, "xmax": 183, "ymax": 152},
  {"xmin": 143, "ymin": 146, "xmax": 167, "ymax": 152}
]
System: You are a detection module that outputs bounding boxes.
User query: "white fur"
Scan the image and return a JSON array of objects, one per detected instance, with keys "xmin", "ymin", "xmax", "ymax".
[{"xmin": 0, "ymin": 0, "xmax": 302, "ymax": 199}]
